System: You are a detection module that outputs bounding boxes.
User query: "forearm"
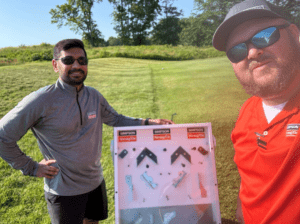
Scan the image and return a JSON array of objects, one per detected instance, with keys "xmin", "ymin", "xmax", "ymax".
[
  {"xmin": 0, "ymin": 89, "xmax": 46, "ymax": 176},
  {"xmin": 111, "ymin": 115, "xmax": 143, "ymax": 127},
  {"xmin": 0, "ymin": 140, "xmax": 39, "ymax": 176},
  {"xmin": 141, "ymin": 118, "xmax": 159, "ymax": 125},
  {"xmin": 141, "ymin": 118, "xmax": 174, "ymax": 125}
]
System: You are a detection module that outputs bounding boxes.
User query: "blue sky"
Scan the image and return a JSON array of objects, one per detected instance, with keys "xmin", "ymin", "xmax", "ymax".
[{"xmin": 0, "ymin": 0, "xmax": 196, "ymax": 49}]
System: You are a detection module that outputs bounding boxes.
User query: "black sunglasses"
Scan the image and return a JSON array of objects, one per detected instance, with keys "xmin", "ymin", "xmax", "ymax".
[
  {"xmin": 227, "ymin": 23, "xmax": 290, "ymax": 63},
  {"xmin": 55, "ymin": 56, "xmax": 88, "ymax": 65}
]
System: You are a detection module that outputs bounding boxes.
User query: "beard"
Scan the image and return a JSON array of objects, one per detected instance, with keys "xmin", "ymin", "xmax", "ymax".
[
  {"xmin": 237, "ymin": 58, "xmax": 299, "ymax": 99},
  {"xmin": 61, "ymin": 69, "xmax": 87, "ymax": 86},
  {"xmin": 237, "ymin": 70, "xmax": 287, "ymax": 98}
]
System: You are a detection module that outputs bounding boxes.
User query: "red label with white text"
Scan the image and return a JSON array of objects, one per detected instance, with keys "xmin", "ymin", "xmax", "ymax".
[
  {"xmin": 154, "ymin": 134, "xmax": 171, "ymax": 141},
  {"xmin": 118, "ymin": 130, "xmax": 137, "ymax": 142},
  {"xmin": 153, "ymin": 129, "xmax": 171, "ymax": 141},
  {"xmin": 118, "ymin": 136, "xmax": 137, "ymax": 142},
  {"xmin": 187, "ymin": 127, "xmax": 205, "ymax": 139},
  {"xmin": 188, "ymin": 132, "xmax": 205, "ymax": 139}
]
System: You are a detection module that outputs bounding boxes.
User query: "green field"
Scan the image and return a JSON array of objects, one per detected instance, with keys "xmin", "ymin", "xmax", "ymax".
[{"xmin": 0, "ymin": 56, "xmax": 249, "ymax": 223}]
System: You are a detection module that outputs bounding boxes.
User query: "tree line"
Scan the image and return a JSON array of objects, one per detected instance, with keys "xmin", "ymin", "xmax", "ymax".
[{"xmin": 50, "ymin": 0, "xmax": 300, "ymax": 48}]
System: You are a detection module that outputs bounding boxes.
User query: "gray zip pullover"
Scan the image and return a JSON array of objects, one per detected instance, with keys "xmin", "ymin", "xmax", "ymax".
[{"xmin": 0, "ymin": 78, "xmax": 142, "ymax": 196}]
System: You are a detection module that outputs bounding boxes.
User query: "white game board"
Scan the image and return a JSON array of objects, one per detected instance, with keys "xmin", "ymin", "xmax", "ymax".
[{"xmin": 113, "ymin": 123, "xmax": 221, "ymax": 224}]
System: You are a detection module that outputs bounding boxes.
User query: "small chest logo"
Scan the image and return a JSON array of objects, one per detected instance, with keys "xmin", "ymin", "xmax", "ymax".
[
  {"xmin": 87, "ymin": 111, "xmax": 97, "ymax": 119},
  {"xmin": 286, "ymin": 124, "xmax": 300, "ymax": 137}
]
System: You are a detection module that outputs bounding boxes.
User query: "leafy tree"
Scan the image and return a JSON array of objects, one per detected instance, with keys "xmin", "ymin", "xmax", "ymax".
[
  {"xmin": 194, "ymin": 0, "xmax": 241, "ymax": 31},
  {"xmin": 112, "ymin": 0, "xmax": 161, "ymax": 45},
  {"xmin": 151, "ymin": 0, "xmax": 183, "ymax": 45},
  {"xmin": 179, "ymin": 16, "xmax": 214, "ymax": 47},
  {"xmin": 194, "ymin": 0, "xmax": 300, "ymax": 31},
  {"xmin": 107, "ymin": 36, "xmax": 123, "ymax": 46},
  {"xmin": 179, "ymin": 0, "xmax": 237, "ymax": 47},
  {"xmin": 112, "ymin": 0, "xmax": 132, "ymax": 45},
  {"xmin": 161, "ymin": 0, "xmax": 183, "ymax": 18},
  {"xmin": 50, "ymin": 0, "xmax": 105, "ymax": 47},
  {"xmin": 188, "ymin": 0, "xmax": 300, "ymax": 47},
  {"xmin": 82, "ymin": 23, "xmax": 107, "ymax": 47},
  {"xmin": 268, "ymin": 0, "xmax": 300, "ymax": 27},
  {"xmin": 151, "ymin": 17, "xmax": 182, "ymax": 45}
]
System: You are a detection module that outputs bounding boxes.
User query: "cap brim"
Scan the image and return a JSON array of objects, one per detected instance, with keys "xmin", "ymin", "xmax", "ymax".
[{"xmin": 212, "ymin": 10, "xmax": 282, "ymax": 51}]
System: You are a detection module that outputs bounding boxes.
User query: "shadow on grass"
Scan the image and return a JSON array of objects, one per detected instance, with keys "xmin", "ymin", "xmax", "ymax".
[{"xmin": 221, "ymin": 218, "xmax": 240, "ymax": 224}]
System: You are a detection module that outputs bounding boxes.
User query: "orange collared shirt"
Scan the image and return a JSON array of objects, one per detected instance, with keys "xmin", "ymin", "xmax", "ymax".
[{"xmin": 232, "ymin": 93, "xmax": 300, "ymax": 224}]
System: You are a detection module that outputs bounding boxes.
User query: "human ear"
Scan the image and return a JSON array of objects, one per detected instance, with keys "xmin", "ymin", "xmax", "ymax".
[
  {"xmin": 287, "ymin": 24, "xmax": 300, "ymax": 45},
  {"xmin": 52, "ymin": 59, "xmax": 59, "ymax": 73}
]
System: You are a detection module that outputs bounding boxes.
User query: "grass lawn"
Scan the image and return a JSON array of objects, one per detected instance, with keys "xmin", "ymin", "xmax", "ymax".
[{"xmin": 0, "ymin": 57, "xmax": 249, "ymax": 223}]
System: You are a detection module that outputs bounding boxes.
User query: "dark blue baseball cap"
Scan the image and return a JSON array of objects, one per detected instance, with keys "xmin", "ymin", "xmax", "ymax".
[{"xmin": 213, "ymin": 0, "xmax": 285, "ymax": 51}]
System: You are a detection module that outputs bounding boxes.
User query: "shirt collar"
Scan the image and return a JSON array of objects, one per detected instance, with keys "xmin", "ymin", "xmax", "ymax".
[
  {"xmin": 56, "ymin": 78, "xmax": 85, "ymax": 96},
  {"xmin": 284, "ymin": 90, "xmax": 300, "ymax": 111}
]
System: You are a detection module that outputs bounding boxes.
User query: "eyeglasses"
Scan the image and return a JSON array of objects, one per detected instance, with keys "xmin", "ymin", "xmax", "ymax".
[
  {"xmin": 227, "ymin": 23, "xmax": 290, "ymax": 63},
  {"xmin": 55, "ymin": 56, "xmax": 88, "ymax": 65}
]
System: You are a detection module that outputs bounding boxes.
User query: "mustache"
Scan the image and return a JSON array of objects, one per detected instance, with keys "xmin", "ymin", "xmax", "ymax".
[
  {"xmin": 68, "ymin": 69, "xmax": 85, "ymax": 75},
  {"xmin": 249, "ymin": 55, "xmax": 274, "ymax": 71}
]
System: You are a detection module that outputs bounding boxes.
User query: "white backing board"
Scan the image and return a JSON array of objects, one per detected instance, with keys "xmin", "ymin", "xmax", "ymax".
[{"xmin": 113, "ymin": 123, "xmax": 221, "ymax": 224}]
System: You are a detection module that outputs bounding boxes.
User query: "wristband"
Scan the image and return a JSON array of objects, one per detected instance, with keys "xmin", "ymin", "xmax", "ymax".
[{"xmin": 145, "ymin": 118, "xmax": 150, "ymax": 125}]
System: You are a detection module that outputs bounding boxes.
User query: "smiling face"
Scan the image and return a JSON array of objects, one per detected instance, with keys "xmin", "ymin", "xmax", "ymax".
[
  {"xmin": 52, "ymin": 47, "xmax": 88, "ymax": 90},
  {"xmin": 226, "ymin": 18, "xmax": 300, "ymax": 104}
]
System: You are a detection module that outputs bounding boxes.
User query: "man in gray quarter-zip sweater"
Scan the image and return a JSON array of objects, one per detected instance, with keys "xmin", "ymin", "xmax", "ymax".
[{"xmin": 0, "ymin": 39, "xmax": 174, "ymax": 224}]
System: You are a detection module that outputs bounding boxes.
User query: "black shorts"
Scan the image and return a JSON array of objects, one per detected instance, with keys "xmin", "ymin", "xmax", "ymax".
[{"xmin": 44, "ymin": 180, "xmax": 108, "ymax": 224}]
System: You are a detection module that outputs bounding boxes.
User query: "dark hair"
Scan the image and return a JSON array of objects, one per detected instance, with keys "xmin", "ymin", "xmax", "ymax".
[{"xmin": 53, "ymin": 39, "xmax": 87, "ymax": 59}]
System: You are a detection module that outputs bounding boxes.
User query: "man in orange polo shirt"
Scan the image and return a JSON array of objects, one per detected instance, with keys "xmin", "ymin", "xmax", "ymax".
[{"xmin": 212, "ymin": 0, "xmax": 300, "ymax": 223}]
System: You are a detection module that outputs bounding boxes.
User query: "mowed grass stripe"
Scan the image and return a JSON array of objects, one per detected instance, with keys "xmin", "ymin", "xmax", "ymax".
[
  {"xmin": 148, "ymin": 57, "xmax": 250, "ymax": 222},
  {"xmin": 0, "ymin": 57, "xmax": 250, "ymax": 223},
  {"xmin": 87, "ymin": 58, "xmax": 165, "ymax": 224}
]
